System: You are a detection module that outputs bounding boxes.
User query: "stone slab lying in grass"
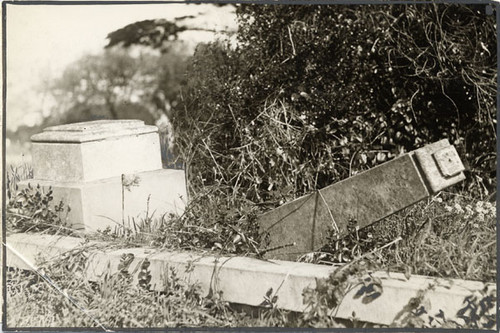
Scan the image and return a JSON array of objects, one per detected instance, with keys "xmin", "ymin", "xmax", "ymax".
[
  {"xmin": 17, "ymin": 169, "xmax": 187, "ymax": 232},
  {"xmin": 6, "ymin": 233, "xmax": 495, "ymax": 327}
]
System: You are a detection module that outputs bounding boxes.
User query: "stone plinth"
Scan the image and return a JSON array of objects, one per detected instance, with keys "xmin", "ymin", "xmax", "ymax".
[
  {"xmin": 31, "ymin": 120, "xmax": 162, "ymax": 182},
  {"xmin": 18, "ymin": 169, "xmax": 187, "ymax": 232},
  {"xmin": 23, "ymin": 120, "xmax": 187, "ymax": 232}
]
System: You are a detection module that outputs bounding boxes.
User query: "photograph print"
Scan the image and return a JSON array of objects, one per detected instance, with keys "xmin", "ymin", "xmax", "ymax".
[{"xmin": 3, "ymin": 1, "xmax": 497, "ymax": 330}]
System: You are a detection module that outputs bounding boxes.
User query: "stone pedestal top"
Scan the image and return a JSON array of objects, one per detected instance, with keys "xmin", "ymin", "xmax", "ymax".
[
  {"xmin": 31, "ymin": 120, "xmax": 158, "ymax": 143},
  {"xmin": 30, "ymin": 119, "xmax": 162, "ymax": 182}
]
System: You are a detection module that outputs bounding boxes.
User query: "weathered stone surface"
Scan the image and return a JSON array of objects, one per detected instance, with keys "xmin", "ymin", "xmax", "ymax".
[
  {"xmin": 258, "ymin": 140, "xmax": 465, "ymax": 260},
  {"xmin": 24, "ymin": 120, "xmax": 187, "ymax": 232},
  {"xmin": 18, "ymin": 169, "xmax": 187, "ymax": 232},
  {"xmin": 32, "ymin": 128, "xmax": 162, "ymax": 182},
  {"xmin": 31, "ymin": 119, "xmax": 158, "ymax": 143},
  {"xmin": 6, "ymin": 233, "xmax": 495, "ymax": 327},
  {"xmin": 433, "ymin": 146, "xmax": 464, "ymax": 177},
  {"xmin": 414, "ymin": 140, "xmax": 465, "ymax": 193}
]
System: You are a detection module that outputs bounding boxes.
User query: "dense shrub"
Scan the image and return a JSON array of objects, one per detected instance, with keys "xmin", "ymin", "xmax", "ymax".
[{"xmin": 174, "ymin": 4, "xmax": 496, "ymax": 204}]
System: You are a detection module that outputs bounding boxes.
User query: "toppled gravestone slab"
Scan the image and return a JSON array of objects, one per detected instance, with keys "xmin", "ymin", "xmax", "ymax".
[
  {"xmin": 258, "ymin": 139, "xmax": 465, "ymax": 260},
  {"xmin": 19, "ymin": 120, "xmax": 187, "ymax": 232}
]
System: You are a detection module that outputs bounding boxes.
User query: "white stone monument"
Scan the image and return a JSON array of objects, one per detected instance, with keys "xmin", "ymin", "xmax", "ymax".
[{"xmin": 19, "ymin": 120, "xmax": 187, "ymax": 232}]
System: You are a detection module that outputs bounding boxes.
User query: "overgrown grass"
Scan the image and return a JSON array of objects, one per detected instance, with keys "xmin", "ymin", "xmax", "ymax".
[
  {"xmin": 6, "ymin": 263, "xmax": 250, "ymax": 328},
  {"xmin": 369, "ymin": 192, "xmax": 496, "ymax": 282},
  {"xmin": 314, "ymin": 190, "xmax": 496, "ymax": 282},
  {"xmin": 5, "ymin": 162, "xmax": 496, "ymax": 328},
  {"xmin": 90, "ymin": 185, "xmax": 497, "ymax": 284},
  {"xmin": 6, "ymin": 162, "xmax": 496, "ymax": 282},
  {"xmin": 6, "ymin": 248, "xmax": 494, "ymax": 329},
  {"xmin": 6, "ymin": 163, "xmax": 33, "ymax": 200},
  {"xmin": 6, "ymin": 258, "xmax": 383, "ymax": 328}
]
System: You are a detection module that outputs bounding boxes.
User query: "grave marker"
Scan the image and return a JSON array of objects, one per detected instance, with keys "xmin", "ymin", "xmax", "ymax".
[
  {"xmin": 258, "ymin": 139, "xmax": 465, "ymax": 259},
  {"xmin": 19, "ymin": 120, "xmax": 187, "ymax": 232}
]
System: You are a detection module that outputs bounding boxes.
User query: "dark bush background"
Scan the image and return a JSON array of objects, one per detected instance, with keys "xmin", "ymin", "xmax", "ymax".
[{"xmin": 173, "ymin": 4, "xmax": 496, "ymax": 206}]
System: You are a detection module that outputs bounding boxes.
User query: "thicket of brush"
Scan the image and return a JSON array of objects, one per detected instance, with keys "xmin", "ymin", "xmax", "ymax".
[
  {"xmin": 174, "ymin": 4, "xmax": 496, "ymax": 202},
  {"xmin": 166, "ymin": 4, "xmax": 497, "ymax": 275}
]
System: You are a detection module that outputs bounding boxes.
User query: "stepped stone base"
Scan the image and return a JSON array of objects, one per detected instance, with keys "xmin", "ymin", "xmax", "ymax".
[{"xmin": 18, "ymin": 169, "xmax": 187, "ymax": 232}]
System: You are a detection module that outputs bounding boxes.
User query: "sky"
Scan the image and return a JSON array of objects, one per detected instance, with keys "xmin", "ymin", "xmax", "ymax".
[{"xmin": 5, "ymin": 3, "xmax": 237, "ymax": 132}]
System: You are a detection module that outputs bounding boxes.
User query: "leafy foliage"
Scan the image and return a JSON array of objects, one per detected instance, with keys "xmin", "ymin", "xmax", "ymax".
[
  {"xmin": 384, "ymin": 4, "xmax": 497, "ymax": 192},
  {"xmin": 167, "ymin": 3, "xmax": 497, "ymax": 267},
  {"xmin": 174, "ymin": 4, "xmax": 496, "ymax": 207},
  {"xmin": 6, "ymin": 163, "xmax": 33, "ymax": 201},
  {"xmin": 5, "ymin": 165, "xmax": 495, "ymax": 328},
  {"xmin": 6, "ymin": 183, "xmax": 73, "ymax": 235},
  {"xmin": 301, "ymin": 258, "xmax": 381, "ymax": 328},
  {"xmin": 49, "ymin": 48, "xmax": 187, "ymax": 123}
]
